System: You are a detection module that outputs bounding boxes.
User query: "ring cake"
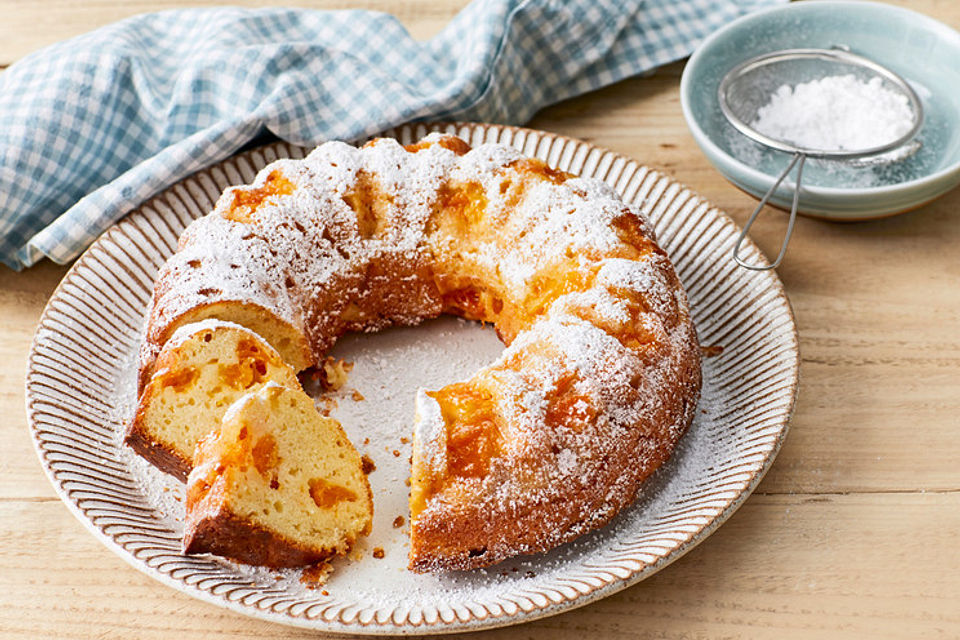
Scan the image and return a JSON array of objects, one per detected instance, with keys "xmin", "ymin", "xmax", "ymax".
[{"xmin": 129, "ymin": 132, "xmax": 702, "ymax": 572}]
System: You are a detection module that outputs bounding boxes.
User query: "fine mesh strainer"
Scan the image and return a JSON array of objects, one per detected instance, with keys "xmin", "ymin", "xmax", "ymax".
[{"xmin": 719, "ymin": 47, "xmax": 924, "ymax": 270}]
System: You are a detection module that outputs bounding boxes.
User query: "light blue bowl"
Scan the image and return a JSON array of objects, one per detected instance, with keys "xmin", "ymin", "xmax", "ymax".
[{"xmin": 680, "ymin": 1, "xmax": 960, "ymax": 220}]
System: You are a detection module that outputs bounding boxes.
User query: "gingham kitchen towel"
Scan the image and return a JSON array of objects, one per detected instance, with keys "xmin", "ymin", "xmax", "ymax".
[{"xmin": 0, "ymin": 0, "xmax": 784, "ymax": 270}]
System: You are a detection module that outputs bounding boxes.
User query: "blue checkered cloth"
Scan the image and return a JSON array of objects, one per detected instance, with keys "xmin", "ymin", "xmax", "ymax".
[{"xmin": 0, "ymin": 0, "xmax": 784, "ymax": 270}]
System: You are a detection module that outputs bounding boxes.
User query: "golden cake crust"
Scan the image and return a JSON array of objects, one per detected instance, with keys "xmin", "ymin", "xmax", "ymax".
[{"xmin": 183, "ymin": 502, "xmax": 342, "ymax": 569}]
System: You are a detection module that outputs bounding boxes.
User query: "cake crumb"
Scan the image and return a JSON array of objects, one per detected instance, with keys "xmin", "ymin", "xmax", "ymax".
[
  {"xmin": 392, "ymin": 449, "xmax": 401, "ymax": 457},
  {"xmin": 319, "ymin": 356, "xmax": 353, "ymax": 391},
  {"xmin": 351, "ymin": 389, "xmax": 365, "ymax": 402},
  {"xmin": 300, "ymin": 561, "xmax": 334, "ymax": 587},
  {"xmin": 363, "ymin": 437, "xmax": 370, "ymax": 446},
  {"xmin": 373, "ymin": 547, "xmax": 385, "ymax": 559},
  {"xmin": 393, "ymin": 515, "xmax": 405, "ymax": 528},
  {"xmin": 361, "ymin": 454, "xmax": 376, "ymax": 475},
  {"xmin": 316, "ymin": 396, "xmax": 338, "ymax": 415},
  {"xmin": 400, "ymin": 436, "xmax": 409, "ymax": 444},
  {"xmin": 701, "ymin": 344, "xmax": 724, "ymax": 358},
  {"xmin": 321, "ymin": 589, "xmax": 329, "ymax": 596}
]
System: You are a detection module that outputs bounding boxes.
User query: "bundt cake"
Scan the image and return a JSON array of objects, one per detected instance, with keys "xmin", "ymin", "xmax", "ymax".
[
  {"xmin": 127, "ymin": 319, "xmax": 300, "ymax": 481},
  {"xmin": 184, "ymin": 383, "xmax": 373, "ymax": 567},
  {"xmin": 135, "ymin": 132, "xmax": 701, "ymax": 572}
]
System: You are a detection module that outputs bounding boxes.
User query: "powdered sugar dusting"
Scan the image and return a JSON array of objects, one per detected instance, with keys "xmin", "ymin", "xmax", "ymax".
[
  {"xmin": 450, "ymin": 143, "xmax": 522, "ymax": 180},
  {"xmin": 596, "ymin": 255, "xmax": 677, "ymax": 318},
  {"xmin": 549, "ymin": 287, "xmax": 632, "ymax": 324},
  {"xmin": 495, "ymin": 180, "xmax": 627, "ymax": 290},
  {"xmin": 414, "ymin": 389, "xmax": 447, "ymax": 477},
  {"xmin": 503, "ymin": 314, "xmax": 645, "ymax": 428},
  {"xmin": 149, "ymin": 213, "xmax": 302, "ymax": 328}
]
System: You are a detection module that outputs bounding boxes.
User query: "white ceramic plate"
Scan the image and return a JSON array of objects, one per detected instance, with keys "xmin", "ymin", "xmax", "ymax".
[{"xmin": 26, "ymin": 122, "xmax": 799, "ymax": 634}]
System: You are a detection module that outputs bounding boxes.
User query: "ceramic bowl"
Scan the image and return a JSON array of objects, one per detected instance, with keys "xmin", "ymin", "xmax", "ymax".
[{"xmin": 680, "ymin": 1, "xmax": 960, "ymax": 220}]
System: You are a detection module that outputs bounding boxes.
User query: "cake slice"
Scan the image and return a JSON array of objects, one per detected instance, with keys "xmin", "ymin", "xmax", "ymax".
[
  {"xmin": 183, "ymin": 383, "xmax": 373, "ymax": 568},
  {"xmin": 126, "ymin": 319, "xmax": 300, "ymax": 480}
]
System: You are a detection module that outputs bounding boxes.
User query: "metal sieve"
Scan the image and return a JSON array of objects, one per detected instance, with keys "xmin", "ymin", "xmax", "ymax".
[{"xmin": 718, "ymin": 47, "xmax": 924, "ymax": 270}]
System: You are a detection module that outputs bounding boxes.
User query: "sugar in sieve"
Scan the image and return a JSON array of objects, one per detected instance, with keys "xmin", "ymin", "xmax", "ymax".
[{"xmin": 718, "ymin": 47, "xmax": 924, "ymax": 270}]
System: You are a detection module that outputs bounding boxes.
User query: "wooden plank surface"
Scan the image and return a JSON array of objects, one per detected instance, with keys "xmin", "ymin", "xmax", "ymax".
[
  {"xmin": 2, "ymin": 0, "xmax": 959, "ymax": 638},
  {"xmin": 2, "ymin": 494, "xmax": 958, "ymax": 639}
]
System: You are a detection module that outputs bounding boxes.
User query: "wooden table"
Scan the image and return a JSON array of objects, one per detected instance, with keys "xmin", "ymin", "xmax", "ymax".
[{"xmin": 2, "ymin": 1, "xmax": 958, "ymax": 638}]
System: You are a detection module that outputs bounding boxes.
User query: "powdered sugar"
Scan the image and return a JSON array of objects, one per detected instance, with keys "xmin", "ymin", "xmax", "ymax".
[
  {"xmin": 449, "ymin": 143, "xmax": 522, "ymax": 181},
  {"xmin": 595, "ymin": 255, "xmax": 677, "ymax": 318},
  {"xmin": 414, "ymin": 388, "xmax": 447, "ymax": 477},
  {"xmin": 510, "ymin": 314, "xmax": 645, "ymax": 427},
  {"xmin": 549, "ymin": 287, "xmax": 632, "ymax": 325},
  {"xmin": 751, "ymin": 74, "xmax": 915, "ymax": 151},
  {"xmin": 158, "ymin": 212, "xmax": 303, "ymax": 315},
  {"xmin": 496, "ymin": 179, "xmax": 626, "ymax": 290}
]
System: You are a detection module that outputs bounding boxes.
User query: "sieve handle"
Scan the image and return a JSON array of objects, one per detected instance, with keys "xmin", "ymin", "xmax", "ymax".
[{"xmin": 733, "ymin": 152, "xmax": 805, "ymax": 271}]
